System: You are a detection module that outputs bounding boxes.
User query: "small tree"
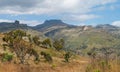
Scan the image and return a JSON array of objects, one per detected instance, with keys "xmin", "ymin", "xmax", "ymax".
[
  {"xmin": 13, "ymin": 38, "xmax": 33, "ymax": 63},
  {"xmin": 1, "ymin": 53, "xmax": 13, "ymax": 62},
  {"xmin": 42, "ymin": 38, "xmax": 52, "ymax": 48},
  {"xmin": 2, "ymin": 30, "xmax": 38, "ymax": 64},
  {"xmin": 41, "ymin": 51, "xmax": 52, "ymax": 63},
  {"xmin": 33, "ymin": 36, "xmax": 40, "ymax": 46},
  {"xmin": 28, "ymin": 48, "xmax": 39, "ymax": 61},
  {"xmin": 53, "ymin": 39, "xmax": 64, "ymax": 51},
  {"xmin": 64, "ymin": 52, "xmax": 72, "ymax": 62}
]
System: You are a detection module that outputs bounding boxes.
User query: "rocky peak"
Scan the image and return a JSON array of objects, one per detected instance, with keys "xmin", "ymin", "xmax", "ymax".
[{"xmin": 14, "ymin": 20, "xmax": 20, "ymax": 25}]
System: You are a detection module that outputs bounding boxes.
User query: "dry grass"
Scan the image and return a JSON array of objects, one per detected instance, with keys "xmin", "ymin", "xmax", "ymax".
[
  {"xmin": 0, "ymin": 57, "xmax": 89, "ymax": 72},
  {"xmin": 0, "ymin": 33, "xmax": 90, "ymax": 72},
  {"xmin": 85, "ymin": 58, "xmax": 120, "ymax": 72}
]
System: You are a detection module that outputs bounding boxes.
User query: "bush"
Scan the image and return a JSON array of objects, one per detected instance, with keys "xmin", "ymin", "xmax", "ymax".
[
  {"xmin": 41, "ymin": 51, "xmax": 53, "ymax": 63},
  {"xmin": 53, "ymin": 39, "xmax": 64, "ymax": 51},
  {"xmin": 51, "ymin": 63, "xmax": 56, "ymax": 68},
  {"xmin": 33, "ymin": 36, "xmax": 40, "ymax": 46},
  {"xmin": 64, "ymin": 52, "xmax": 72, "ymax": 62},
  {"xmin": 94, "ymin": 69, "xmax": 100, "ymax": 72},
  {"xmin": 2, "ymin": 53, "xmax": 13, "ymax": 62},
  {"xmin": 42, "ymin": 38, "xmax": 52, "ymax": 48}
]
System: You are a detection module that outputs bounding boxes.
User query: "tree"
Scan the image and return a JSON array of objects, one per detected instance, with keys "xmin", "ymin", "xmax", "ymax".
[
  {"xmin": 64, "ymin": 52, "xmax": 72, "ymax": 62},
  {"xmin": 13, "ymin": 38, "xmax": 33, "ymax": 63},
  {"xmin": 41, "ymin": 51, "xmax": 52, "ymax": 63},
  {"xmin": 42, "ymin": 38, "xmax": 52, "ymax": 48},
  {"xmin": 2, "ymin": 30, "xmax": 39, "ymax": 64},
  {"xmin": 33, "ymin": 36, "xmax": 40, "ymax": 46},
  {"xmin": 1, "ymin": 53, "xmax": 13, "ymax": 62},
  {"xmin": 27, "ymin": 48, "xmax": 39, "ymax": 61},
  {"xmin": 53, "ymin": 39, "xmax": 64, "ymax": 51}
]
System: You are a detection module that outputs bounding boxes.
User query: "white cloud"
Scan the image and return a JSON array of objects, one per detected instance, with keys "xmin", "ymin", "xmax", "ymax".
[
  {"xmin": 0, "ymin": 19, "xmax": 13, "ymax": 22},
  {"xmin": 19, "ymin": 20, "xmax": 42, "ymax": 26},
  {"xmin": 70, "ymin": 14, "xmax": 99, "ymax": 21},
  {"xmin": 111, "ymin": 21, "xmax": 120, "ymax": 27},
  {"xmin": 0, "ymin": 0, "xmax": 117, "ymax": 15},
  {"xmin": 0, "ymin": 0, "xmax": 117, "ymax": 24},
  {"xmin": 0, "ymin": 19, "xmax": 41, "ymax": 26}
]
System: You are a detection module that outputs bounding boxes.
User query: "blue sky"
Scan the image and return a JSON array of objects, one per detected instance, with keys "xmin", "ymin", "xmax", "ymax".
[{"xmin": 0, "ymin": 0, "xmax": 120, "ymax": 26}]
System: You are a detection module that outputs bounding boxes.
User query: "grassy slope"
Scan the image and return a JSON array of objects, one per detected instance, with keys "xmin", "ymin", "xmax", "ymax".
[
  {"xmin": 46, "ymin": 27, "xmax": 120, "ymax": 54},
  {"xmin": 0, "ymin": 33, "xmax": 89, "ymax": 72}
]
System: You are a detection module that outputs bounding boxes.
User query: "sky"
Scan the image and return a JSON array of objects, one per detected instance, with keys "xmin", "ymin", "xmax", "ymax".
[{"xmin": 0, "ymin": 0, "xmax": 120, "ymax": 26}]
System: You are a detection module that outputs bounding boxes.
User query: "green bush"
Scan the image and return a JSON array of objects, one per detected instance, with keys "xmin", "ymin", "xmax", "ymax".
[
  {"xmin": 64, "ymin": 52, "xmax": 72, "ymax": 62},
  {"xmin": 53, "ymin": 39, "xmax": 64, "ymax": 51},
  {"xmin": 42, "ymin": 38, "xmax": 52, "ymax": 48},
  {"xmin": 2, "ymin": 53, "xmax": 13, "ymax": 62},
  {"xmin": 94, "ymin": 69, "xmax": 100, "ymax": 72},
  {"xmin": 33, "ymin": 36, "xmax": 40, "ymax": 46},
  {"xmin": 41, "ymin": 51, "xmax": 53, "ymax": 63}
]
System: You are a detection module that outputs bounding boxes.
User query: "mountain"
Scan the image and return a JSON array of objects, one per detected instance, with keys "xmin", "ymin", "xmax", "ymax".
[
  {"xmin": 0, "ymin": 20, "xmax": 44, "ymax": 37},
  {"xmin": 96, "ymin": 24, "xmax": 119, "ymax": 32},
  {"xmin": 0, "ymin": 20, "xmax": 30, "ymax": 32},
  {"xmin": 33, "ymin": 19, "xmax": 76, "ymax": 33},
  {"xmin": 96, "ymin": 24, "xmax": 118, "ymax": 29},
  {"xmin": 96, "ymin": 24, "xmax": 120, "ymax": 38}
]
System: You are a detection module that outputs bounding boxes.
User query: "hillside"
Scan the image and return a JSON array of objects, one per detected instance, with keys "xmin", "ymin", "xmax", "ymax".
[
  {"xmin": 45, "ymin": 26, "xmax": 120, "ymax": 54},
  {"xmin": 0, "ymin": 30, "xmax": 89, "ymax": 72}
]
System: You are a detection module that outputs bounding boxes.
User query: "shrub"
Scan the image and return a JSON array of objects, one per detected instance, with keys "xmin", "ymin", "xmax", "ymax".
[
  {"xmin": 94, "ymin": 69, "xmax": 100, "ymax": 72},
  {"xmin": 28, "ymin": 49, "xmax": 40, "ymax": 62},
  {"xmin": 51, "ymin": 63, "xmax": 56, "ymax": 68},
  {"xmin": 33, "ymin": 36, "xmax": 40, "ymax": 46},
  {"xmin": 2, "ymin": 53, "xmax": 13, "ymax": 62},
  {"xmin": 53, "ymin": 39, "xmax": 64, "ymax": 51},
  {"xmin": 64, "ymin": 52, "xmax": 72, "ymax": 62},
  {"xmin": 42, "ymin": 38, "xmax": 52, "ymax": 48},
  {"xmin": 41, "ymin": 51, "xmax": 53, "ymax": 63}
]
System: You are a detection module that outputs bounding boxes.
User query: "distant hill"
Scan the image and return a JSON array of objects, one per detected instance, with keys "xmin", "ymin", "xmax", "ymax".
[
  {"xmin": 96, "ymin": 24, "xmax": 118, "ymax": 29},
  {"xmin": 0, "ymin": 20, "xmax": 44, "ymax": 37},
  {"xmin": 0, "ymin": 20, "xmax": 30, "ymax": 32},
  {"xmin": 96, "ymin": 24, "xmax": 120, "ymax": 38}
]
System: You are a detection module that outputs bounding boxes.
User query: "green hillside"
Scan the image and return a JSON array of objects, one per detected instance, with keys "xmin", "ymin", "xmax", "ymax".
[{"xmin": 45, "ymin": 27, "xmax": 120, "ymax": 55}]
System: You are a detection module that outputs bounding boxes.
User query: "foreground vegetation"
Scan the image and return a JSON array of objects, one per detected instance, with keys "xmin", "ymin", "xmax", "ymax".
[
  {"xmin": 0, "ymin": 30, "xmax": 74, "ymax": 64},
  {"xmin": 86, "ymin": 47, "xmax": 120, "ymax": 72}
]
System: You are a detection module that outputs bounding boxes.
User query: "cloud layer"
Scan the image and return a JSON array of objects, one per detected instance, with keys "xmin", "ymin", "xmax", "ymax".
[
  {"xmin": 112, "ymin": 21, "xmax": 120, "ymax": 27},
  {"xmin": 0, "ymin": 0, "xmax": 118, "ymax": 26},
  {"xmin": 0, "ymin": 0, "xmax": 116, "ymax": 15}
]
